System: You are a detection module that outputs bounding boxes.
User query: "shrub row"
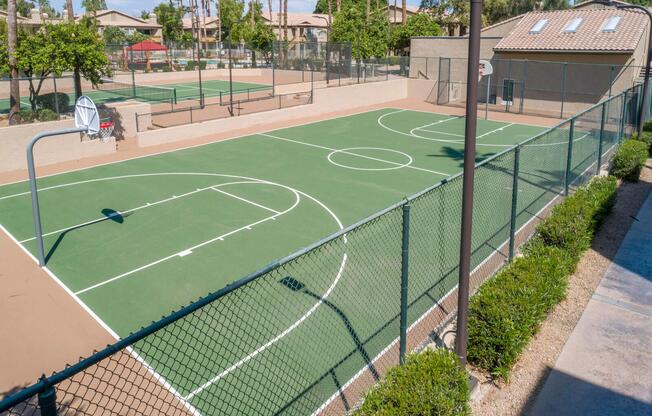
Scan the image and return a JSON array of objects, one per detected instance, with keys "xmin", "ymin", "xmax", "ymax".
[
  {"xmin": 467, "ymin": 176, "xmax": 617, "ymax": 379},
  {"xmin": 354, "ymin": 349, "xmax": 470, "ymax": 416},
  {"xmin": 610, "ymin": 139, "xmax": 648, "ymax": 182}
]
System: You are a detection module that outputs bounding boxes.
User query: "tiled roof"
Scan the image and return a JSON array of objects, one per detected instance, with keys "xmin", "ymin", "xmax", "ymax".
[
  {"xmin": 264, "ymin": 13, "xmax": 330, "ymax": 28},
  {"xmin": 494, "ymin": 9, "xmax": 648, "ymax": 53}
]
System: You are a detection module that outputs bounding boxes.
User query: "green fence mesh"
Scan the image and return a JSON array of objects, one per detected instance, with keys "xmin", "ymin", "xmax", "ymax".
[{"xmin": 0, "ymin": 84, "xmax": 643, "ymax": 416}]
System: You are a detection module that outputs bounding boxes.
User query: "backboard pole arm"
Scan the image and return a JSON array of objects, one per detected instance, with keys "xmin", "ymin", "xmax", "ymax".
[{"xmin": 27, "ymin": 127, "xmax": 88, "ymax": 267}]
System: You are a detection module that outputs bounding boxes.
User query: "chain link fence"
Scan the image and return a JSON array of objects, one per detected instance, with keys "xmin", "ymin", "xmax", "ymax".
[
  {"xmin": 0, "ymin": 82, "xmax": 644, "ymax": 416},
  {"xmin": 413, "ymin": 56, "xmax": 644, "ymax": 119}
]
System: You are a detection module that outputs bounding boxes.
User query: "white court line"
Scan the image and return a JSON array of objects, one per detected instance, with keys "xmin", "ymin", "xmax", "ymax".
[
  {"xmin": 0, "ymin": 223, "xmax": 204, "ymax": 416},
  {"xmin": 477, "ymin": 123, "xmax": 515, "ymax": 139},
  {"xmin": 410, "ymin": 127, "xmax": 464, "ymax": 138},
  {"xmin": 185, "ymin": 253, "xmax": 349, "ymax": 400},
  {"xmin": 0, "ymin": 107, "xmax": 404, "ymax": 189},
  {"xmin": 311, "ymin": 182, "xmax": 570, "ymax": 416},
  {"xmin": 74, "ymin": 188, "xmax": 301, "ymax": 296},
  {"xmin": 210, "ymin": 187, "xmax": 280, "ymax": 215},
  {"xmin": 18, "ymin": 181, "xmax": 258, "ymax": 243},
  {"xmin": 258, "ymin": 133, "xmax": 450, "ymax": 177}
]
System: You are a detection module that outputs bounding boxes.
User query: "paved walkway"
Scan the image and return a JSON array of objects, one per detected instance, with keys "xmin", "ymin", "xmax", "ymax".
[{"xmin": 530, "ymin": 193, "xmax": 652, "ymax": 415}]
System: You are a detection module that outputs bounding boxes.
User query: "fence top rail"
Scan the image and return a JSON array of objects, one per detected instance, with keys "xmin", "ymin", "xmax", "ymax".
[
  {"xmin": 0, "ymin": 78, "xmax": 639, "ymax": 414},
  {"xmin": 408, "ymin": 55, "xmax": 640, "ymax": 69},
  {"xmin": 136, "ymin": 89, "xmax": 310, "ymax": 118}
]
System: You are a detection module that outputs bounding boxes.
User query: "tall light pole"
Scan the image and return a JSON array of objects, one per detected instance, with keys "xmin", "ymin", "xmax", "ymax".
[
  {"xmin": 607, "ymin": 2, "xmax": 652, "ymax": 136},
  {"xmin": 455, "ymin": 0, "xmax": 483, "ymax": 365}
]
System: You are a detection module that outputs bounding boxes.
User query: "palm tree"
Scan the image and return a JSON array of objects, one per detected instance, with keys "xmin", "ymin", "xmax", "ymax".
[
  {"xmin": 336, "ymin": 0, "xmax": 341, "ymax": 12},
  {"xmin": 366, "ymin": 0, "xmax": 370, "ymax": 20},
  {"xmin": 267, "ymin": 0, "xmax": 272, "ymax": 21},
  {"xmin": 7, "ymin": 0, "xmax": 19, "ymax": 125},
  {"xmin": 402, "ymin": 0, "xmax": 407, "ymax": 25},
  {"xmin": 327, "ymin": 0, "xmax": 332, "ymax": 26},
  {"xmin": 216, "ymin": 0, "xmax": 222, "ymax": 45},
  {"xmin": 278, "ymin": 0, "xmax": 282, "ymax": 41},
  {"xmin": 66, "ymin": 0, "xmax": 74, "ymax": 20},
  {"xmin": 283, "ymin": 0, "xmax": 287, "ymax": 41}
]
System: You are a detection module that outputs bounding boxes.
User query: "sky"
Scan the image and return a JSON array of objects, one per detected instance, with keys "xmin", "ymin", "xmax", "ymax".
[{"xmin": 47, "ymin": 0, "xmax": 423, "ymax": 19}]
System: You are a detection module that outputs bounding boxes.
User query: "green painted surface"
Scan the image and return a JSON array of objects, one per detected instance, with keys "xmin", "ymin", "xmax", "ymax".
[
  {"xmin": 0, "ymin": 79, "xmax": 270, "ymax": 113},
  {"xmin": 1, "ymin": 109, "xmax": 567, "ymax": 415}
]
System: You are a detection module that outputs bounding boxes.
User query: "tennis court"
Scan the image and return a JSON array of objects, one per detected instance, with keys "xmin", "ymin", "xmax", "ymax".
[
  {"xmin": 0, "ymin": 108, "xmax": 562, "ymax": 414},
  {"xmin": 0, "ymin": 78, "xmax": 270, "ymax": 113}
]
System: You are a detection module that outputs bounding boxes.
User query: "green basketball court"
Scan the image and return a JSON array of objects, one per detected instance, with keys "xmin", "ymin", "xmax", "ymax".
[{"xmin": 1, "ymin": 108, "xmax": 574, "ymax": 414}]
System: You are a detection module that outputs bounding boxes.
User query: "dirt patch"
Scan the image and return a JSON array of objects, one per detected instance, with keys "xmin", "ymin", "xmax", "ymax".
[{"xmin": 470, "ymin": 161, "xmax": 652, "ymax": 415}]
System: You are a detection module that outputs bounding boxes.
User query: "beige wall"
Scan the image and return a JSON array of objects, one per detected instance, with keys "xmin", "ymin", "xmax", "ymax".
[
  {"xmin": 0, "ymin": 119, "xmax": 115, "ymax": 173},
  {"xmin": 137, "ymin": 79, "xmax": 410, "ymax": 147},
  {"xmin": 409, "ymin": 37, "xmax": 502, "ymax": 79}
]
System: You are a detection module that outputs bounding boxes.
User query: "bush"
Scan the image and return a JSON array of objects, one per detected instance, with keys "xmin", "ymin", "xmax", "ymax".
[
  {"xmin": 36, "ymin": 108, "xmax": 58, "ymax": 121},
  {"xmin": 631, "ymin": 131, "xmax": 652, "ymax": 154},
  {"xmin": 610, "ymin": 139, "xmax": 648, "ymax": 181},
  {"xmin": 18, "ymin": 109, "xmax": 36, "ymax": 123},
  {"xmin": 468, "ymin": 176, "xmax": 617, "ymax": 379},
  {"xmin": 185, "ymin": 61, "xmax": 196, "ymax": 71},
  {"xmin": 355, "ymin": 349, "xmax": 470, "ymax": 416},
  {"xmin": 467, "ymin": 244, "xmax": 575, "ymax": 379},
  {"xmin": 642, "ymin": 119, "xmax": 652, "ymax": 132},
  {"xmin": 534, "ymin": 176, "xmax": 617, "ymax": 256},
  {"xmin": 36, "ymin": 92, "xmax": 70, "ymax": 114}
]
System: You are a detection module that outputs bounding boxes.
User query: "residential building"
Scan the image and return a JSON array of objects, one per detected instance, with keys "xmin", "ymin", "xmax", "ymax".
[
  {"xmin": 76, "ymin": 9, "xmax": 163, "ymax": 41},
  {"xmin": 410, "ymin": 6, "xmax": 650, "ymax": 117}
]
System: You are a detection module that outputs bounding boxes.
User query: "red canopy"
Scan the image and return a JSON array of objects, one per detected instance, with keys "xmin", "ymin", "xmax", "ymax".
[{"xmin": 128, "ymin": 40, "xmax": 168, "ymax": 52}]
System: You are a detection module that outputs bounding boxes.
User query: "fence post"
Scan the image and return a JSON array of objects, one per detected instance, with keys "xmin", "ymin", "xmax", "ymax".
[
  {"xmin": 131, "ymin": 70, "xmax": 136, "ymax": 98},
  {"xmin": 37, "ymin": 381, "xmax": 57, "ymax": 416},
  {"xmin": 508, "ymin": 145, "xmax": 521, "ymax": 261},
  {"xmin": 560, "ymin": 62, "xmax": 567, "ymax": 118},
  {"xmin": 620, "ymin": 90, "xmax": 628, "ymax": 142},
  {"xmin": 597, "ymin": 102, "xmax": 607, "ymax": 175},
  {"xmin": 51, "ymin": 75, "xmax": 61, "ymax": 120},
  {"xmin": 190, "ymin": 106, "xmax": 193, "ymax": 124},
  {"xmin": 399, "ymin": 203, "xmax": 411, "ymax": 365},
  {"xmin": 564, "ymin": 118, "xmax": 576, "ymax": 196},
  {"xmin": 135, "ymin": 113, "xmax": 139, "ymax": 133}
]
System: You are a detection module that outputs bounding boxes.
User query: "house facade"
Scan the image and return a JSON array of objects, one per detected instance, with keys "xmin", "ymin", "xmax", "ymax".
[{"xmin": 410, "ymin": 4, "xmax": 650, "ymax": 118}]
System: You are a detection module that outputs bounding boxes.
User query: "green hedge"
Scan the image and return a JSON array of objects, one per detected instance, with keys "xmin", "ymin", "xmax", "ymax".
[
  {"xmin": 610, "ymin": 139, "xmax": 648, "ymax": 182},
  {"xmin": 468, "ymin": 176, "xmax": 617, "ymax": 379},
  {"xmin": 354, "ymin": 349, "xmax": 470, "ymax": 416},
  {"xmin": 631, "ymin": 131, "xmax": 652, "ymax": 154}
]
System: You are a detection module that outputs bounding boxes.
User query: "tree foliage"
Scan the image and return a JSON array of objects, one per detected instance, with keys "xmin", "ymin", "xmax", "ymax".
[
  {"xmin": 102, "ymin": 25, "xmax": 150, "ymax": 45},
  {"xmin": 331, "ymin": 5, "xmax": 390, "ymax": 59},
  {"xmin": 221, "ymin": 0, "xmax": 246, "ymax": 41},
  {"xmin": 390, "ymin": 12, "xmax": 441, "ymax": 52},
  {"xmin": 153, "ymin": 2, "xmax": 186, "ymax": 45},
  {"xmin": 0, "ymin": 19, "xmax": 8, "ymax": 76},
  {"xmin": 15, "ymin": 22, "xmax": 111, "ymax": 110},
  {"xmin": 0, "ymin": 0, "xmax": 37, "ymax": 18},
  {"xmin": 81, "ymin": 0, "xmax": 106, "ymax": 15}
]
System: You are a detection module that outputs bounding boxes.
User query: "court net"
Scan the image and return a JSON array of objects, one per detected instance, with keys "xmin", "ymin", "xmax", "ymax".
[{"xmin": 96, "ymin": 78, "xmax": 177, "ymax": 104}]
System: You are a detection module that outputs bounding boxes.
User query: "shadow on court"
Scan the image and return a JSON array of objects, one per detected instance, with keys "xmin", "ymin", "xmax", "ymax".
[{"xmin": 44, "ymin": 208, "xmax": 130, "ymax": 264}]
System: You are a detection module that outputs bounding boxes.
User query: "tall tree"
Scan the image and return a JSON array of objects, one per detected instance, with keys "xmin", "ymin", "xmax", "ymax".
[
  {"xmin": 277, "ymin": 0, "xmax": 281, "ymax": 41},
  {"xmin": 7, "ymin": 0, "xmax": 19, "ymax": 125},
  {"xmin": 267, "ymin": 0, "xmax": 272, "ymax": 21},
  {"xmin": 65, "ymin": 0, "xmax": 74, "ymax": 20},
  {"xmin": 331, "ymin": 5, "xmax": 389, "ymax": 58},
  {"xmin": 401, "ymin": 0, "xmax": 406, "ymax": 25},
  {"xmin": 283, "ymin": 0, "xmax": 287, "ymax": 41}
]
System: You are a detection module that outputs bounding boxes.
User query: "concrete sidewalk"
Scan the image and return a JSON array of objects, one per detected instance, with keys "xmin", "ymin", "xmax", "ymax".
[{"xmin": 529, "ymin": 192, "xmax": 652, "ymax": 416}]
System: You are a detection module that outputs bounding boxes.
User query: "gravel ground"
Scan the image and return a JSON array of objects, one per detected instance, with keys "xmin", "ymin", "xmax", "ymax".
[{"xmin": 470, "ymin": 161, "xmax": 652, "ymax": 416}]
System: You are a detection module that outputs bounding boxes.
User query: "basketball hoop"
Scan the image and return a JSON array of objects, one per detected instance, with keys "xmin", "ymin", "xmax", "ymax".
[{"xmin": 96, "ymin": 117, "xmax": 115, "ymax": 143}]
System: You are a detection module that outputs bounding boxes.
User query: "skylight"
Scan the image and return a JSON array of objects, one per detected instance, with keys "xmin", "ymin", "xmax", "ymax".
[
  {"xmin": 602, "ymin": 16, "xmax": 621, "ymax": 32},
  {"xmin": 530, "ymin": 19, "xmax": 548, "ymax": 34},
  {"xmin": 564, "ymin": 17, "xmax": 583, "ymax": 33}
]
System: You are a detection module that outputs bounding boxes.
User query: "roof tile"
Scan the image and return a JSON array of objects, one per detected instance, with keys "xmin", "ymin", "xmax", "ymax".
[{"xmin": 494, "ymin": 9, "xmax": 648, "ymax": 52}]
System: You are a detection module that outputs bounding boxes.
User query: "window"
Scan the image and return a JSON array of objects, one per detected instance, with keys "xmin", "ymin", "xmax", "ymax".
[
  {"xmin": 564, "ymin": 17, "xmax": 583, "ymax": 33},
  {"xmin": 529, "ymin": 19, "xmax": 548, "ymax": 34},
  {"xmin": 602, "ymin": 16, "xmax": 621, "ymax": 32}
]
